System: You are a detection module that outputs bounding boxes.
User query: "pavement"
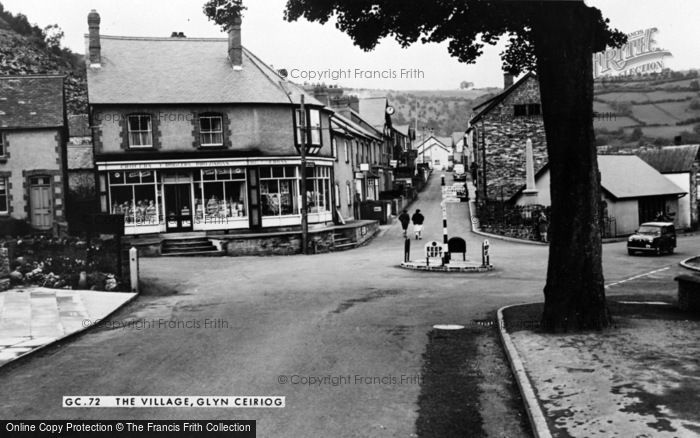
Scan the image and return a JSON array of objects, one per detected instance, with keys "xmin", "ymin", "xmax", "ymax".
[
  {"xmin": 0, "ymin": 288, "xmax": 136, "ymax": 367},
  {"xmin": 2, "ymin": 172, "xmax": 700, "ymax": 437}
]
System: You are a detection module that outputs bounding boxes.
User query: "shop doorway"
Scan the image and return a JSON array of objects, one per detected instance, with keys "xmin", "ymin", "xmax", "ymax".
[
  {"xmin": 29, "ymin": 176, "xmax": 53, "ymax": 230},
  {"xmin": 164, "ymin": 184, "xmax": 193, "ymax": 232}
]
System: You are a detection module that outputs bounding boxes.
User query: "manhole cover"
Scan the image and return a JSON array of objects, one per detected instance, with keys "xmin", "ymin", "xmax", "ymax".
[{"xmin": 432, "ymin": 324, "xmax": 465, "ymax": 330}]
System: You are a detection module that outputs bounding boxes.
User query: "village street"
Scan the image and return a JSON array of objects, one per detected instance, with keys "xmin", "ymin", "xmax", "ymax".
[{"xmin": 1, "ymin": 173, "xmax": 699, "ymax": 437}]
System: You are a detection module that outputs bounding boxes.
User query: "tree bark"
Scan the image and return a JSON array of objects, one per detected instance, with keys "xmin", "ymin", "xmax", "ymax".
[{"xmin": 533, "ymin": 3, "xmax": 610, "ymax": 332}]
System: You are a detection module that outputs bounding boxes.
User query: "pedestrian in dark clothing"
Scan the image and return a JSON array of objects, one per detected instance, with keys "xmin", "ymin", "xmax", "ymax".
[
  {"xmin": 398, "ymin": 209, "xmax": 410, "ymax": 237},
  {"xmin": 538, "ymin": 212, "xmax": 549, "ymax": 243},
  {"xmin": 412, "ymin": 209, "xmax": 425, "ymax": 240}
]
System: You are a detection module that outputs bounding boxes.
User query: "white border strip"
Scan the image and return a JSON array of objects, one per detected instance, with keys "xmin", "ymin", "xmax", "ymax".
[{"xmin": 497, "ymin": 304, "xmax": 553, "ymax": 438}]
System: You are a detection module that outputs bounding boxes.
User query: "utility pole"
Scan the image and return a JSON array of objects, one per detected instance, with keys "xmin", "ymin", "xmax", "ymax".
[{"xmin": 300, "ymin": 95, "xmax": 309, "ymax": 254}]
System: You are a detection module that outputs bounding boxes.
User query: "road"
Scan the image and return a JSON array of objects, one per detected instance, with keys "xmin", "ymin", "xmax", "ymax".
[{"xmin": 2, "ymin": 172, "xmax": 699, "ymax": 437}]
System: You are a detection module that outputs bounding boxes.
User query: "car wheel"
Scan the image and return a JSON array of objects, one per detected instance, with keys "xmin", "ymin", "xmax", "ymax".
[{"xmin": 628, "ymin": 249, "xmax": 634, "ymax": 256}]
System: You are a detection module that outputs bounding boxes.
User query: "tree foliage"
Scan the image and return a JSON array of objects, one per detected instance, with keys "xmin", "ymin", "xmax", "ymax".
[
  {"xmin": 203, "ymin": 0, "xmax": 246, "ymax": 31},
  {"xmin": 283, "ymin": 0, "xmax": 626, "ymax": 75}
]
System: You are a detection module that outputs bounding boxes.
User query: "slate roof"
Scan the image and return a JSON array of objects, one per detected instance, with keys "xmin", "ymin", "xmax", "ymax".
[
  {"xmin": 636, "ymin": 145, "xmax": 700, "ymax": 173},
  {"xmin": 415, "ymin": 135, "xmax": 451, "ymax": 153},
  {"xmin": 358, "ymin": 97, "xmax": 388, "ymax": 130},
  {"xmin": 331, "ymin": 113, "xmax": 381, "ymax": 141},
  {"xmin": 469, "ymin": 71, "xmax": 537, "ymax": 124},
  {"xmin": 0, "ymin": 75, "xmax": 64, "ymax": 129},
  {"xmin": 393, "ymin": 124, "xmax": 411, "ymax": 136},
  {"xmin": 86, "ymin": 35, "xmax": 323, "ymax": 106},
  {"xmin": 512, "ymin": 155, "xmax": 686, "ymax": 201},
  {"xmin": 451, "ymin": 131, "xmax": 465, "ymax": 145}
]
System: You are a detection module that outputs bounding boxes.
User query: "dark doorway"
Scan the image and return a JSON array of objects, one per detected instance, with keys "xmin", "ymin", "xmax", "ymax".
[{"xmin": 164, "ymin": 184, "xmax": 192, "ymax": 232}]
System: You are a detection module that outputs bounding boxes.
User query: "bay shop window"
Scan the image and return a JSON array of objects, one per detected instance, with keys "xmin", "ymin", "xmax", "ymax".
[
  {"xmin": 103, "ymin": 164, "xmax": 333, "ymax": 233},
  {"xmin": 193, "ymin": 168, "xmax": 247, "ymax": 227},
  {"xmin": 106, "ymin": 168, "xmax": 249, "ymax": 234},
  {"xmin": 259, "ymin": 165, "xmax": 333, "ymax": 227}
]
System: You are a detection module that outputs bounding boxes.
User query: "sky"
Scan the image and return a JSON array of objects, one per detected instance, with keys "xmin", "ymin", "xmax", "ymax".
[{"xmin": 1, "ymin": 0, "xmax": 698, "ymax": 90}]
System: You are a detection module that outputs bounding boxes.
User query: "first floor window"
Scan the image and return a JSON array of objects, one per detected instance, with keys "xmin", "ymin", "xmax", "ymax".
[
  {"xmin": 332, "ymin": 138, "xmax": 338, "ymax": 160},
  {"xmin": 0, "ymin": 178, "xmax": 8, "ymax": 213},
  {"xmin": 346, "ymin": 182, "xmax": 352, "ymax": 207},
  {"xmin": 127, "ymin": 115, "xmax": 153, "ymax": 148},
  {"xmin": 199, "ymin": 115, "xmax": 224, "ymax": 146},
  {"xmin": 260, "ymin": 166, "xmax": 299, "ymax": 216},
  {"xmin": 344, "ymin": 139, "xmax": 350, "ymax": 163}
]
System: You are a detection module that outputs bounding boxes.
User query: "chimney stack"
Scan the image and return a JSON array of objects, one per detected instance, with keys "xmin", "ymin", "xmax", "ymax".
[
  {"xmin": 87, "ymin": 10, "xmax": 101, "ymax": 67},
  {"xmin": 228, "ymin": 15, "xmax": 243, "ymax": 70},
  {"xmin": 504, "ymin": 72, "xmax": 514, "ymax": 89}
]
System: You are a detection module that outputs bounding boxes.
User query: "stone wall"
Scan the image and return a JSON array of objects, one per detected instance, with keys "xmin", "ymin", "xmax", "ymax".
[{"xmin": 473, "ymin": 76, "xmax": 548, "ymax": 200}]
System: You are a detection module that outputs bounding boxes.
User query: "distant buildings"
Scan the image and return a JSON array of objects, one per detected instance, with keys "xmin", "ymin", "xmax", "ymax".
[
  {"xmin": 414, "ymin": 135, "xmax": 452, "ymax": 170},
  {"xmin": 0, "ymin": 75, "xmax": 68, "ymax": 233}
]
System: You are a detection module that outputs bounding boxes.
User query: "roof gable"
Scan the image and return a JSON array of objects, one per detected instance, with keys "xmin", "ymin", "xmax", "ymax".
[
  {"xmin": 469, "ymin": 71, "xmax": 537, "ymax": 124},
  {"xmin": 358, "ymin": 97, "xmax": 388, "ymax": 130},
  {"xmin": 512, "ymin": 155, "xmax": 686, "ymax": 201},
  {"xmin": 0, "ymin": 75, "xmax": 64, "ymax": 129},
  {"xmin": 86, "ymin": 36, "xmax": 323, "ymax": 106}
]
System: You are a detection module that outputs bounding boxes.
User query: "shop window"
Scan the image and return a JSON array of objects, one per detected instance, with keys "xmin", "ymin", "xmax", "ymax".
[
  {"xmin": 127, "ymin": 115, "xmax": 153, "ymax": 148},
  {"xmin": 108, "ymin": 170, "xmax": 160, "ymax": 226},
  {"xmin": 193, "ymin": 168, "xmax": 247, "ymax": 223},
  {"xmin": 305, "ymin": 166, "xmax": 331, "ymax": 214},
  {"xmin": 260, "ymin": 166, "xmax": 299, "ymax": 217},
  {"xmin": 0, "ymin": 178, "xmax": 8, "ymax": 214},
  {"xmin": 199, "ymin": 115, "xmax": 224, "ymax": 146}
]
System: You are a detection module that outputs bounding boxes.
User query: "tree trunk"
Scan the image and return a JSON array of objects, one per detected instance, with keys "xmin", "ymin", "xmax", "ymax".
[{"xmin": 533, "ymin": 3, "xmax": 610, "ymax": 332}]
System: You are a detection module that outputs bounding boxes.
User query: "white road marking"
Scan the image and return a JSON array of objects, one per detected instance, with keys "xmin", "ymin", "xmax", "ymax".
[{"xmin": 605, "ymin": 266, "xmax": 671, "ymax": 289}]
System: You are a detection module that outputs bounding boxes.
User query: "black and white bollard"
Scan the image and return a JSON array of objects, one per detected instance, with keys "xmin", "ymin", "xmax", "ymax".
[
  {"xmin": 404, "ymin": 238, "xmax": 411, "ymax": 263},
  {"xmin": 441, "ymin": 173, "xmax": 445, "ymax": 186},
  {"xmin": 481, "ymin": 239, "xmax": 490, "ymax": 267}
]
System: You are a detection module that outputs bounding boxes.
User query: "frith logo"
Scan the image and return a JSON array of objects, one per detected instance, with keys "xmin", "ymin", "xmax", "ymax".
[{"xmin": 593, "ymin": 28, "xmax": 672, "ymax": 79}]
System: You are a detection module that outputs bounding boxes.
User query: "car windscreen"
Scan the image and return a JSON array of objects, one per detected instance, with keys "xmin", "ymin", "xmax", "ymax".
[{"xmin": 638, "ymin": 226, "xmax": 661, "ymax": 235}]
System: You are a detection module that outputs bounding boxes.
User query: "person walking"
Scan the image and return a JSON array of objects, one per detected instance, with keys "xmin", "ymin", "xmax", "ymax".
[
  {"xmin": 412, "ymin": 209, "xmax": 425, "ymax": 240},
  {"xmin": 398, "ymin": 209, "xmax": 410, "ymax": 238},
  {"xmin": 538, "ymin": 211, "xmax": 549, "ymax": 243}
]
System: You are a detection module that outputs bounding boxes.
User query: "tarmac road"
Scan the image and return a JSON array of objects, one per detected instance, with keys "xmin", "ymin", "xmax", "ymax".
[{"xmin": 2, "ymin": 172, "xmax": 699, "ymax": 437}]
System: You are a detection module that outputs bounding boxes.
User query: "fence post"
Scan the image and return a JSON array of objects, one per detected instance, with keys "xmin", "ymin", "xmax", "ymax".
[{"xmin": 129, "ymin": 247, "xmax": 139, "ymax": 293}]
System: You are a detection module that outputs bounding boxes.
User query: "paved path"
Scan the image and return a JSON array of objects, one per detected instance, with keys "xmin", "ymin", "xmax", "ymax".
[
  {"xmin": 2, "ymin": 173, "xmax": 700, "ymax": 437},
  {"xmin": 0, "ymin": 288, "xmax": 136, "ymax": 366}
]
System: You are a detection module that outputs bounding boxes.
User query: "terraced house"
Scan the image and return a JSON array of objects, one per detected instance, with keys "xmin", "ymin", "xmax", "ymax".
[
  {"xmin": 85, "ymin": 10, "xmax": 338, "ymax": 242},
  {"xmin": 0, "ymin": 75, "xmax": 68, "ymax": 234}
]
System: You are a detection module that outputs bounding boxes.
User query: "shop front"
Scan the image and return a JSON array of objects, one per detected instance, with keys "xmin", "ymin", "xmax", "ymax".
[{"xmin": 97, "ymin": 158, "xmax": 334, "ymax": 235}]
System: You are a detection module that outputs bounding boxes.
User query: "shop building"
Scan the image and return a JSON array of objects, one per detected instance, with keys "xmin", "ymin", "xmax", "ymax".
[
  {"xmin": 0, "ymin": 75, "xmax": 69, "ymax": 233},
  {"xmin": 85, "ymin": 11, "xmax": 336, "ymax": 237}
]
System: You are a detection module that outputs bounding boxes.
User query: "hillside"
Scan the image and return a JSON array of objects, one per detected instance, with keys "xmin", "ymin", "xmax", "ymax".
[
  {"xmin": 347, "ymin": 87, "xmax": 500, "ymax": 136},
  {"xmin": 0, "ymin": 3, "xmax": 87, "ymax": 115},
  {"xmin": 593, "ymin": 70, "xmax": 700, "ymax": 147}
]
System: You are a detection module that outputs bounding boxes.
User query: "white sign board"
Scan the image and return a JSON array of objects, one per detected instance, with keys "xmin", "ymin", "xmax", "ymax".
[{"xmin": 425, "ymin": 241, "xmax": 443, "ymax": 258}]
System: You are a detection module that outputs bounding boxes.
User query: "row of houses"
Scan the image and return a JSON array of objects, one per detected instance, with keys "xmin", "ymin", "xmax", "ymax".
[
  {"xmin": 457, "ymin": 72, "xmax": 699, "ymax": 235},
  {"xmin": 0, "ymin": 10, "xmax": 413, "ymax": 246}
]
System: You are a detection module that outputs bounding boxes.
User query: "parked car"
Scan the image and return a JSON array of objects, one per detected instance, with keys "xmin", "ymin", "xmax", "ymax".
[
  {"xmin": 627, "ymin": 222, "xmax": 676, "ymax": 255},
  {"xmin": 453, "ymin": 164, "xmax": 466, "ymax": 181}
]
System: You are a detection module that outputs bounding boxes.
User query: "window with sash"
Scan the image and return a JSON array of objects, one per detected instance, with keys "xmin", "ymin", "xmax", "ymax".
[{"xmin": 127, "ymin": 115, "xmax": 153, "ymax": 148}]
